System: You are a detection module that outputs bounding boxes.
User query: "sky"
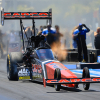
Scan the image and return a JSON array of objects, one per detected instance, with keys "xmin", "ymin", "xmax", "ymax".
[{"xmin": 1, "ymin": 0, "xmax": 100, "ymax": 48}]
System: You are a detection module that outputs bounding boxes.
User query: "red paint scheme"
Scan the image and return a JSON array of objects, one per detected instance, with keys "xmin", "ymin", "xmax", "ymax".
[
  {"xmin": 46, "ymin": 78, "xmax": 100, "ymax": 84},
  {"xmin": 45, "ymin": 61, "xmax": 78, "ymax": 87},
  {"xmin": 4, "ymin": 12, "xmax": 50, "ymax": 18}
]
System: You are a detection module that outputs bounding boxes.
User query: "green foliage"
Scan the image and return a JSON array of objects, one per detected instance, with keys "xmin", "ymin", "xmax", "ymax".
[
  {"xmin": 64, "ymin": 0, "xmax": 100, "ymax": 18},
  {"xmin": 42, "ymin": 4, "xmax": 60, "ymax": 14},
  {"xmin": 17, "ymin": 5, "xmax": 35, "ymax": 12}
]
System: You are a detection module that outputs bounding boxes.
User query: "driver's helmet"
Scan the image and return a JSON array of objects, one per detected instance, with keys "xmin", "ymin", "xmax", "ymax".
[
  {"xmin": 47, "ymin": 23, "xmax": 51, "ymax": 31},
  {"xmin": 47, "ymin": 23, "xmax": 51, "ymax": 27}
]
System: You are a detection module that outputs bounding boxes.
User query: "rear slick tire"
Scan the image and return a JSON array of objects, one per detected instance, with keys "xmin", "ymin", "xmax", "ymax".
[
  {"xmin": 54, "ymin": 68, "xmax": 61, "ymax": 91},
  {"xmin": 82, "ymin": 67, "xmax": 90, "ymax": 90},
  {"xmin": 7, "ymin": 52, "xmax": 23, "ymax": 81}
]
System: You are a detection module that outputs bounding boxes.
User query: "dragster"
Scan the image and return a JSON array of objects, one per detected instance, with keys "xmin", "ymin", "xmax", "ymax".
[{"xmin": 1, "ymin": 8, "xmax": 100, "ymax": 91}]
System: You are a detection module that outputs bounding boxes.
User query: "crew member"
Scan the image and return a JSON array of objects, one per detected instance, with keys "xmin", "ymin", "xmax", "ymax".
[
  {"xmin": 73, "ymin": 23, "xmax": 90, "ymax": 62},
  {"xmin": 88, "ymin": 30, "xmax": 94, "ymax": 48},
  {"xmin": 72, "ymin": 26, "xmax": 78, "ymax": 48},
  {"xmin": 55, "ymin": 25, "xmax": 63, "ymax": 43},
  {"xmin": 94, "ymin": 27, "xmax": 100, "ymax": 49},
  {"xmin": 42, "ymin": 23, "xmax": 56, "ymax": 45},
  {"xmin": 37, "ymin": 26, "xmax": 43, "ymax": 36}
]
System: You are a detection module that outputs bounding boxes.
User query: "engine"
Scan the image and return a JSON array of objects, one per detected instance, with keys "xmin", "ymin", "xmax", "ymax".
[{"xmin": 23, "ymin": 47, "xmax": 34, "ymax": 67}]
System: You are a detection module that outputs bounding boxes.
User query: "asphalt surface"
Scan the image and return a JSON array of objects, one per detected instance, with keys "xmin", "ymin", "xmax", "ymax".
[{"xmin": 0, "ymin": 59, "xmax": 100, "ymax": 100}]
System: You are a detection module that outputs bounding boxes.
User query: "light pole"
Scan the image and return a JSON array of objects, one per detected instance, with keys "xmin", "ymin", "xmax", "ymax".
[{"xmin": 0, "ymin": 0, "xmax": 2, "ymax": 28}]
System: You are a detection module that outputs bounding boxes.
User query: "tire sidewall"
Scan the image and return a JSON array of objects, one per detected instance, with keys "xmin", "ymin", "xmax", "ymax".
[
  {"xmin": 7, "ymin": 52, "xmax": 23, "ymax": 80},
  {"xmin": 54, "ymin": 68, "xmax": 61, "ymax": 91},
  {"xmin": 82, "ymin": 67, "xmax": 90, "ymax": 90}
]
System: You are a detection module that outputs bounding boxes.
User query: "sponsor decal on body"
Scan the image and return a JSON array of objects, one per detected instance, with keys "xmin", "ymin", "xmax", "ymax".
[
  {"xmin": 19, "ymin": 76, "xmax": 30, "ymax": 80},
  {"xmin": 41, "ymin": 60, "xmax": 59, "ymax": 79},
  {"xmin": 49, "ymin": 63, "xmax": 68, "ymax": 70},
  {"xmin": 18, "ymin": 68, "xmax": 30, "ymax": 76},
  {"xmin": 32, "ymin": 64, "xmax": 42, "ymax": 73},
  {"xmin": 46, "ymin": 78, "xmax": 100, "ymax": 84}
]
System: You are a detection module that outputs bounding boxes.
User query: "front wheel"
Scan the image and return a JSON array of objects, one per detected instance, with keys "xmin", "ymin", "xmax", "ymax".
[
  {"xmin": 82, "ymin": 67, "xmax": 90, "ymax": 90},
  {"xmin": 54, "ymin": 68, "xmax": 61, "ymax": 91}
]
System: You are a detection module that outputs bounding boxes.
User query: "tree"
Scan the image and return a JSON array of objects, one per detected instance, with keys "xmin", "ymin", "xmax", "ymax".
[{"xmin": 17, "ymin": 5, "xmax": 35, "ymax": 12}]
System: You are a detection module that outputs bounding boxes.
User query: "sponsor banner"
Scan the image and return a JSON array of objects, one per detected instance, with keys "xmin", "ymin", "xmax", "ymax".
[{"xmin": 3, "ymin": 12, "xmax": 51, "ymax": 19}]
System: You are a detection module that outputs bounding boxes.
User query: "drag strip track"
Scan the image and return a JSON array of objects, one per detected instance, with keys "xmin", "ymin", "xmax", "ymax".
[{"xmin": 0, "ymin": 59, "xmax": 100, "ymax": 100}]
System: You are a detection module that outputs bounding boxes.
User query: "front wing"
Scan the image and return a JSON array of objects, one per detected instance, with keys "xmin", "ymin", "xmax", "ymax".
[{"xmin": 43, "ymin": 77, "xmax": 100, "ymax": 87}]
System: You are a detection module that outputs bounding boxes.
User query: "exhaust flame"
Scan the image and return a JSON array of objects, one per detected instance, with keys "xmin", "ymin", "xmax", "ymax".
[{"xmin": 51, "ymin": 41, "xmax": 67, "ymax": 61}]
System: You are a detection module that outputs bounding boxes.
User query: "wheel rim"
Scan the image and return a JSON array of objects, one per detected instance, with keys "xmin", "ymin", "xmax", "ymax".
[
  {"xmin": 7, "ymin": 64, "xmax": 10, "ymax": 79},
  {"xmin": 83, "ymin": 84, "xmax": 86, "ymax": 88},
  {"xmin": 7, "ymin": 58, "xmax": 10, "ymax": 79},
  {"xmin": 55, "ymin": 85, "xmax": 57, "ymax": 89},
  {"xmin": 82, "ymin": 67, "xmax": 90, "ymax": 90}
]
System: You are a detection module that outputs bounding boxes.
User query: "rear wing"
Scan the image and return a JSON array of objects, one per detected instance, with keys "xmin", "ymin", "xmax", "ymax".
[{"xmin": 1, "ymin": 8, "xmax": 52, "ymax": 25}]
